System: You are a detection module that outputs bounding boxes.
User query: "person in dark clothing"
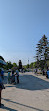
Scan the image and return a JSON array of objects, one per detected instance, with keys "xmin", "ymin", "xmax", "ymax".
[
  {"xmin": 0, "ymin": 69, "xmax": 5, "ymax": 107},
  {"xmin": 1, "ymin": 69, "xmax": 4, "ymax": 80},
  {"xmin": 12, "ymin": 70, "xmax": 14, "ymax": 76},
  {"xmin": 43, "ymin": 69, "xmax": 45, "ymax": 75},
  {"xmin": 11, "ymin": 70, "xmax": 15, "ymax": 83},
  {"xmin": 46, "ymin": 67, "xmax": 49, "ymax": 78},
  {"xmin": 16, "ymin": 69, "xmax": 19, "ymax": 83}
]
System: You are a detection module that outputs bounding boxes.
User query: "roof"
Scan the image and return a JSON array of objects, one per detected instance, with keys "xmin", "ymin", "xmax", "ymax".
[{"xmin": 0, "ymin": 59, "xmax": 6, "ymax": 65}]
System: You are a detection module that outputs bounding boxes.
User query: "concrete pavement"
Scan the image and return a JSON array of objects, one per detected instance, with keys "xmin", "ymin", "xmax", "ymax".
[{"xmin": 0, "ymin": 72, "xmax": 49, "ymax": 111}]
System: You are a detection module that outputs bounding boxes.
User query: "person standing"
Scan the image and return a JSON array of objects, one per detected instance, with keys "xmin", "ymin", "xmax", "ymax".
[
  {"xmin": 16, "ymin": 69, "xmax": 19, "ymax": 83},
  {"xmin": 1, "ymin": 69, "xmax": 4, "ymax": 80},
  {"xmin": 0, "ymin": 69, "xmax": 5, "ymax": 107},
  {"xmin": 7, "ymin": 70, "xmax": 11, "ymax": 84},
  {"xmin": 46, "ymin": 67, "xmax": 49, "ymax": 78},
  {"xmin": 11, "ymin": 70, "xmax": 15, "ymax": 83},
  {"xmin": 0, "ymin": 71, "xmax": 2, "ymax": 107}
]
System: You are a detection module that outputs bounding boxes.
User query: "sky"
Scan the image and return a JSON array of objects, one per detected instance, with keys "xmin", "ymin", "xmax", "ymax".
[{"xmin": 0, "ymin": 0, "xmax": 49, "ymax": 65}]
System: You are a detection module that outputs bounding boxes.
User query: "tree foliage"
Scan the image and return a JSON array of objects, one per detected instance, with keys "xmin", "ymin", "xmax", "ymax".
[
  {"xmin": 13, "ymin": 63, "xmax": 17, "ymax": 67},
  {"xmin": 29, "ymin": 63, "xmax": 33, "ymax": 68},
  {"xmin": 4, "ymin": 61, "xmax": 13, "ymax": 70},
  {"xmin": 36, "ymin": 35, "xmax": 49, "ymax": 69}
]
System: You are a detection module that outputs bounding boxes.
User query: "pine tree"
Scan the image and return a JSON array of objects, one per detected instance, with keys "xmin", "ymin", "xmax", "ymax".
[{"xmin": 36, "ymin": 35, "xmax": 49, "ymax": 69}]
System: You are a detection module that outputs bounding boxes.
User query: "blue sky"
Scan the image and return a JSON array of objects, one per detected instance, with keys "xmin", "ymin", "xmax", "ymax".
[{"xmin": 0, "ymin": 0, "xmax": 49, "ymax": 65}]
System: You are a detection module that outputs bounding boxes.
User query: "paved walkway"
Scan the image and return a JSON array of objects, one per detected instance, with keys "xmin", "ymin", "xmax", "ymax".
[{"xmin": 0, "ymin": 72, "xmax": 49, "ymax": 111}]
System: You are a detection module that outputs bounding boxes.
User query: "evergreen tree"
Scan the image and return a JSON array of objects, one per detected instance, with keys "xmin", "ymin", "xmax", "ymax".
[{"xmin": 36, "ymin": 35, "xmax": 49, "ymax": 69}]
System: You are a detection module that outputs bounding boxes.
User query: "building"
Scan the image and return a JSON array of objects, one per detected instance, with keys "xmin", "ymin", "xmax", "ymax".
[{"xmin": 0, "ymin": 59, "xmax": 6, "ymax": 68}]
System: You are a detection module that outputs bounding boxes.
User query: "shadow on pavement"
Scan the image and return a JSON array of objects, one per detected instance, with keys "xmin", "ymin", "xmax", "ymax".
[
  {"xmin": 4, "ymin": 74, "xmax": 49, "ymax": 91},
  {"xmin": 2, "ymin": 98, "xmax": 44, "ymax": 111},
  {"xmin": 16, "ymin": 74, "xmax": 49, "ymax": 91},
  {"xmin": 0, "ymin": 104, "xmax": 18, "ymax": 111},
  {"xmin": 5, "ymin": 85, "xmax": 16, "ymax": 88}
]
